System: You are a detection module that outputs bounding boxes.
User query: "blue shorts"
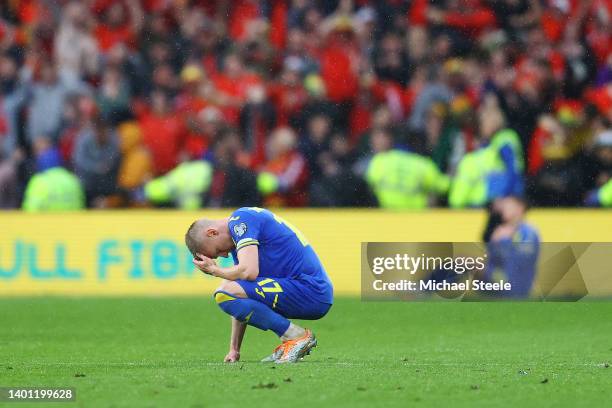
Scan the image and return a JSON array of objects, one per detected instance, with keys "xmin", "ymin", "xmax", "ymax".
[{"xmin": 236, "ymin": 277, "xmax": 332, "ymax": 320}]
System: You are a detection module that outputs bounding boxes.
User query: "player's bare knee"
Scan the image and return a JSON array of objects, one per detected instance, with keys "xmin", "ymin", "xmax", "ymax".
[
  {"xmin": 216, "ymin": 280, "xmax": 242, "ymax": 295},
  {"xmin": 214, "ymin": 281, "xmax": 246, "ymax": 304}
]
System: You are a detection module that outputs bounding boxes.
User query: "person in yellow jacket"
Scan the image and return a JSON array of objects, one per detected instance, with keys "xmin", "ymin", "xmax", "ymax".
[
  {"xmin": 144, "ymin": 160, "xmax": 212, "ymax": 210},
  {"xmin": 22, "ymin": 147, "xmax": 85, "ymax": 212},
  {"xmin": 365, "ymin": 128, "xmax": 449, "ymax": 209},
  {"xmin": 449, "ymin": 96, "xmax": 524, "ymax": 208},
  {"xmin": 584, "ymin": 131, "xmax": 612, "ymax": 208}
]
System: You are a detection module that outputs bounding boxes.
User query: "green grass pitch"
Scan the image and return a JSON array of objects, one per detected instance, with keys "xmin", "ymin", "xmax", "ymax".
[{"xmin": 1, "ymin": 297, "xmax": 611, "ymax": 407}]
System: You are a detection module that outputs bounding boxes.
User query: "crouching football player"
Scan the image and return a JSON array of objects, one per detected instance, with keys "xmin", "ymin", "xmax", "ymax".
[{"xmin": 185, "ymin": 207, "xmax": 333, "ymax": 363}]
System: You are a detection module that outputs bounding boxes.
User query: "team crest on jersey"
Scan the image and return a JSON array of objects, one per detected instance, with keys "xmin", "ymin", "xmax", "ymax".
[{"xmin": 233, "ymin": 222, "xmax": 247, "ymax": 237}]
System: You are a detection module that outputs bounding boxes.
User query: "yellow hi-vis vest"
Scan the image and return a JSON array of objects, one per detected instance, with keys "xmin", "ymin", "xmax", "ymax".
[
  {"xmin": 22, "ymin": 167, "xmax": 85, "ymax": 212},
  {"xmin": 366, "ymin": 150, "xmax": 450, "ymax": 209},
  {"xmin": 597, "ymin": 179, "xmax": 612, "ymax": 207},
  {"xmin": 144, "ymin": 161, "xmax": 212, "ymax": 210},
  {"xmin": 449, "ymin": 129, "xmax": 523, "ymax": 208}
]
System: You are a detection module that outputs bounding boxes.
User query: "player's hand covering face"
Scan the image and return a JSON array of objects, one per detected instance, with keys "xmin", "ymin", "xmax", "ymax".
[{"xmin": 193, "ymin": 253, "xmax": 216, "ymax": 275}]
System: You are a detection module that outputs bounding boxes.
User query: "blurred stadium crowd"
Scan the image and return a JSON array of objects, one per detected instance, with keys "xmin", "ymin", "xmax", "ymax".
[{"xmin": 0, "ymin": 0, "xmax": 611, "ymax": 211}]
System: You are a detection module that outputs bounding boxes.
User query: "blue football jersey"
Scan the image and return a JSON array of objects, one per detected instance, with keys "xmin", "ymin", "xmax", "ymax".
[
  {"xmin": 485, "ymin": 223, "xmax": 540, "ymax": 297},
  {"xmin": 228, "ymin": 207, "xmax": 333, "ymax": 304}
]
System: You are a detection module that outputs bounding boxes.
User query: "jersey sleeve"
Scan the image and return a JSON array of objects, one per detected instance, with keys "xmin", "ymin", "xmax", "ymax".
[{"xmin": 228, "ymin": 209, "xmax": 262, "ymax": 252}]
